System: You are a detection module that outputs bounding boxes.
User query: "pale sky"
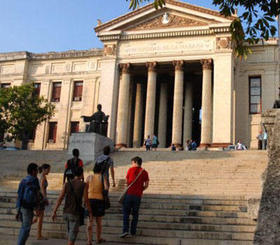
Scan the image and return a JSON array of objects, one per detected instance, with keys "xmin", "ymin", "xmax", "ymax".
[{"xmin": 0, "ymin": 0, "xmax": 223, "ymax": 53}]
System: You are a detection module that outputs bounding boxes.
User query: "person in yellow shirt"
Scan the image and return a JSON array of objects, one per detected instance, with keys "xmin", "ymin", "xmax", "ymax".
[{"xmin": 86, "ymin": 164, "xmax": 108, "ymax": 244}]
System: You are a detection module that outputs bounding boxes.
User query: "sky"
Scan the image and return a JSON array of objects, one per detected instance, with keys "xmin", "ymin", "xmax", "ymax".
[{"xmin": 0, "ymin": 0, "xmax": 236, "ymax": 53}]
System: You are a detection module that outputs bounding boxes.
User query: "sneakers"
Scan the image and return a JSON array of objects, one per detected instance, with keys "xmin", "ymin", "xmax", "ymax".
[{"xmin": 120, "ymin": 232, "xmax": 129, "ymax": 238}]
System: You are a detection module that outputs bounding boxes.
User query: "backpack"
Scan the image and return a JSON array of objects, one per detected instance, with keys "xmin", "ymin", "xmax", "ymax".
[
  {"xmin": 22, "ymin": 179, "xmax": 39, "ymax": 209},
  {"xmin": 65, "ymin": 158, "xmax": 80, "ymax": 178},
  {"xmin": 95, "ymin": 157, "xmax": 109, "ymax": 176}
]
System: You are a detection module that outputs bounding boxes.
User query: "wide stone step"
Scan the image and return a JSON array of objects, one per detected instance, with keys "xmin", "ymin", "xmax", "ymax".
[
  {"xmin": 0, "ymin": 193, "xmax": 250, "ymax": 208},
  {"xmin": 0, "ymin": 214, "xmax": 255, "ymax": 233},
  {"xmin": 0, "ymin": 228, "xmax": 254, "ymax": 245},
  {"xmin": 0, "ymin": 222, "xmax": 254, "ymax": 241}
]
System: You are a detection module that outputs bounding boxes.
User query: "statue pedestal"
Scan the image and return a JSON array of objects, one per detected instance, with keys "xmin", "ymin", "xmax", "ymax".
[{"xmin": 68, "ymin": 132, "xmax": 114, "ymax": 162}]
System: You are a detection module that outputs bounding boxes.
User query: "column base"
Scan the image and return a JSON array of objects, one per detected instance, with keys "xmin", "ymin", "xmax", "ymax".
[{"xmin": 115, "ymin": 143, "xmax": 127, "ymax": 149}]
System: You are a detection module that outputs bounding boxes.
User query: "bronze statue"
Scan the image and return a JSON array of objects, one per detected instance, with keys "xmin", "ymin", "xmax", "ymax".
[{"xmin": 81, "ymin": 104, "xmax": 109, "ymax": 136}]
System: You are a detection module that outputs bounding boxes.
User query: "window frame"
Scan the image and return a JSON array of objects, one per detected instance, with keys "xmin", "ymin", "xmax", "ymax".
[
  {"xmin": 72, "ymin": 81, "xmax": 83, "ymax": 102},
  {"xmin": 249, "ymin": 76, "xmax": 262, "ymax": 114},
  {"xmin": 48, "ymin": 122, "xmax": 57, "ymax": 143},
  {"xmin": 51, "ymin": 82, "xmax": 62, "ymax": 102},
  {"xmin": 70, "ymin": 121, "xmax": 80, "ymax": 135},
  {"xmin": 33, "ymin": 83, "xmax": 41, "ymax": 97}
]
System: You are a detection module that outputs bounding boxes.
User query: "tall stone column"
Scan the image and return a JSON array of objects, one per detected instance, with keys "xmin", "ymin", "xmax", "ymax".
[
  {"xmin": 158, "ymin": 82, "xmax": 168, "ymax": 147},
  {"xmin": 144, "ymin": 62, "xmax": 157, "ymax": 138},
  {"xmin": 116, "ymin": 64, "xmax": 130, "ymax": 147},
  {"xmin": 133, "ymin": 82, "xmax": 143, "ymax": 147},
  {"xmin": 172, "ymin": 60, "xmax": 184, "ymax": 147},
  {"xmin": 200, "ymin": 59, "xmax": 213, "ymax": 147},
  {"xmin": 183, "ymin": 82, "xmax": 193, "ymax": 147}
]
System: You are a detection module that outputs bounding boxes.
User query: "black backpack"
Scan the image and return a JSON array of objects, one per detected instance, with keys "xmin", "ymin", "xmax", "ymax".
[
  {"xmin": 95, "ymin": 158, "xmax": 109, "ymax": 176},
  {"xmin": 65, "ymin": 158, "xmax": 80, "ymax": 178}
]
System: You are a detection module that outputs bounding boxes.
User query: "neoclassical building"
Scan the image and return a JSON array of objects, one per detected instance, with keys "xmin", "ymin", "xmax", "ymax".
[{"xmin": 0, "ymin": 0, "xmax": 279, "ymax": 150}]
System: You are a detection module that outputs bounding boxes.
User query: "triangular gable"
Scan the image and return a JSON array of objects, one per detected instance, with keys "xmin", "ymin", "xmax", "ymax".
[
  {"xmin": 95, "ymin": 0, "xmax": 234, "ymax": 33},
  {"xmin": 124, "ymin": 13, "xmax": 216, "ymax": 31}
]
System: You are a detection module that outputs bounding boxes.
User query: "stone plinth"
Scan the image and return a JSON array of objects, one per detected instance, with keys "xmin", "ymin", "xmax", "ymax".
[
  {"xmin": 254, "ymin": 109, "xmax": 280, "ymax": 244},
  {"xmin": 68, "ymin": 132, "xmax": 114, "ymax": 162}
]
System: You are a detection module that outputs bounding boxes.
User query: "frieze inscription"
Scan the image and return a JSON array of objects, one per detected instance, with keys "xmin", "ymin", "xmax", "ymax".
[{"xmin": 119, "ymin": 39, "xmax": 214, "ymax": 57}]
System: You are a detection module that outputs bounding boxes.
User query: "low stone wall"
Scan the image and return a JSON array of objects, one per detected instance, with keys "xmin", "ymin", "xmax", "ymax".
[{"xmin": 254, "ymin": 109, "xmax": 280, "ymax": 244}]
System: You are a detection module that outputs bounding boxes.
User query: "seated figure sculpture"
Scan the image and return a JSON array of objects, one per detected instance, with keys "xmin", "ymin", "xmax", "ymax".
[{"xmin": 81, "ymin": 104, "xmax": 109, "ymax": 136}]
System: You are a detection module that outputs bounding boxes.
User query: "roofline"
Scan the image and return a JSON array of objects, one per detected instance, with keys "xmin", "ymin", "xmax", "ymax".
[
  {"xmin": 0, "ymin": 49, "xmax": 103, "ymax": 62},
  {"xmin": 94, "ymin": 0, "xmax": 235, "ymax": 33}
]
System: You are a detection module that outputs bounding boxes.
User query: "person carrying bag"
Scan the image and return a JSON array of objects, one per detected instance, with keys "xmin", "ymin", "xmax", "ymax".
[{"xmin": 120, "ymin": 156, "xmax": 149, "ymax": 238}]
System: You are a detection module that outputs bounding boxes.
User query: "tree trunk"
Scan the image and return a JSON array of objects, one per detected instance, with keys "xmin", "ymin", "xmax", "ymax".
[{"xmin": 21, "ymin": 132, "xmax": 29, "ymax": 150}]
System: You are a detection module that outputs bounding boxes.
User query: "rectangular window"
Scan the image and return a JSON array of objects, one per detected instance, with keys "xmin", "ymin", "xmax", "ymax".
[
  {"xmin": 70, "ymin": 121, "xmax": 79, "ymax": 135},
  {"xmin": 249, "ymin": 76, "xmax": 262, "ymax": 114},
  {"xmin": 33, "ymin": 83, "xmax": 41, "ymax": 97},
  {"xmin": 48, "ymin": 122, "xmax": 57, "ymax": 143},
  {"xmin": 73, "ymin": 81, "xmax": 83, "ymax": 101},
  {"xmin": 0, "ymin": 83, "xmax": 11, "ymax": 88},
  {"xmin": 51, "ymin": 82, "xmax": 61, "ymax": 102}
]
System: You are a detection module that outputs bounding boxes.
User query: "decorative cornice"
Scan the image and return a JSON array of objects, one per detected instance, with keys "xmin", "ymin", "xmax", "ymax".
[
  {"xmin": 95, "ymin": 0, "xmax": 235, "ymax": 33},
  {"xmin": 0, "ymin": 49, "xmax": 103, "ymax": 62},
  {"xmin": 146, "ymin": 62, "xmax": 157, "ymax": 72},
  {"xmin": 98, "ymin": 26, "xmax": 230, "ymax": 41},
  {"xmin": 173, "ymin": 60, "xmax": 184, "ymax": 71},
  {"xmin": 120, "ymin": 63, "xmax": 131, "ymax": 74},
  {"xmin": 201, "ymin": 59, "xmax": 212, "ymax": 70}
]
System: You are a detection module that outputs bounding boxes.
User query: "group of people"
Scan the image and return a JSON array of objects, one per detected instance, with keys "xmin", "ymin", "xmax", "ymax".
[
  {"xmin": 16, "ymin": 146, "xmax": 149, "ymax": 245},
  {"xmin": 144, "ymin": 134, "xmax": 159, "ymax": 151}
]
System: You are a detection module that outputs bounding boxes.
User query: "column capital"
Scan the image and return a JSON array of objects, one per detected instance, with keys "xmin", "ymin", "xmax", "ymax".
[
  {"xmin": 146, "ymin": 62, "xmax": 157, "ymax": 72},
  {"xmin": 120, "ymin": 63, "xmax": 130, "ymax": 74},
  {"xmin": 173, "ymin": 60, "xmax": 184, "ymax": 71},
  {"xmin": 201, "ymin": 59, "xmax": 213, "ymax": 70}
]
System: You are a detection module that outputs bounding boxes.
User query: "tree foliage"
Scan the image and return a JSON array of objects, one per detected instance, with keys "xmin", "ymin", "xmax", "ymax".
[
  {"xmin": 0, "ymin": 83, "xmax": 55, "ymax": 149},
  {"xmin": 127, "ymin": 0, "xmax": 280, "ymax": 57}
]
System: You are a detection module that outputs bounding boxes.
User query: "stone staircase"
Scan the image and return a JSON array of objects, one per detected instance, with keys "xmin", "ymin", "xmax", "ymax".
[
  {"xmin": 0, "ymin": 150, "xmax": 268, "ymax": 244},
  {"xmin": 0, "ymin": 191, "xmax": 256, "ymax": 245}
]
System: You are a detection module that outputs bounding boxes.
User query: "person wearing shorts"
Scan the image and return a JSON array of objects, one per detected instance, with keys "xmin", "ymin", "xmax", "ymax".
[
  {"xmin": 52, "ymin": 167, "xmax": 92, "ymax": 245},
  {"xmin": 86, "ymin": 164, "xmax": 108, "ymax": 244}
]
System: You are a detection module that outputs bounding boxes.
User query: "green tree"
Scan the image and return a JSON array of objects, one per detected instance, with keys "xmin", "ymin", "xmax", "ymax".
[
  {"xmin": 0, "ymin": 83, "xmax": 55, "ymax": 150},
  {"xmin": 0, "ymin": 89, "xmax": 10, "ymax": 144},
  {"xmin": 127, "ymin": 0, "xmax": 280, "ymax": 57}
]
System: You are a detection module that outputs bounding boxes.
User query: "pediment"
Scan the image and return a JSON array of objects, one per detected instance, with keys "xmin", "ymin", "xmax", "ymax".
[
  {"xmin": 124, "ymin": 13, "xmax": 215, "ymax": 31},
  {"xmin": 95, "ymin": 0, "xmax": 234, "ymax": 34}
]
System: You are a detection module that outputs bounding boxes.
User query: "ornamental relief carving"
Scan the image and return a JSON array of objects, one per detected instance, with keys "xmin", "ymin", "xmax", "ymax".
[
  {"xmin": 126, "ymin": 14, "xmax": 210, "ymax": 31},
  {"xmin": 104, "ymin": 44, "xmax": 116, "ymax": 56},
  {"xmin": 216, "ymin": 37, "xmax": 231, "ymax": 50}
]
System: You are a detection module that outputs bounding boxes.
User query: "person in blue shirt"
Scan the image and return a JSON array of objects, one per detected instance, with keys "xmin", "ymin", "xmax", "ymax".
[{"xmin": 16, "ymin": 163, "xmax": 40, "ymax": 245}]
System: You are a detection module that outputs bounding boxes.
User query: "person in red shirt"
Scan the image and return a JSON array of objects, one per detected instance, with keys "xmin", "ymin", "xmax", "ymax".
[{"xmin": 120, "ymin": 156, "xmax": 149, "ymax": 238}]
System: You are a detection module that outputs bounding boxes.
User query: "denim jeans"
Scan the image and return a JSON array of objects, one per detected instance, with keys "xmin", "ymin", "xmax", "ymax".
[
  {"xmin": 122, "ymin": 194, "xmax": 141, "ymax": 235},
  {"xmin": 17, "ymin": 208, "xmax": 34, "ymax": 245}
]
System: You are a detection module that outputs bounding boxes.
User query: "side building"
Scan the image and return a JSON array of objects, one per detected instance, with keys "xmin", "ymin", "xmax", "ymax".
[{"xmin": 0, "ymin": 50, "xmax": 102, "ymax": 150}]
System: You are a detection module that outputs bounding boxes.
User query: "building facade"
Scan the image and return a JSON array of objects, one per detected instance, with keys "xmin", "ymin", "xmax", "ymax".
[{"xmin": 0, "ymin": 0, "xmax": 279, "ymax": 149}]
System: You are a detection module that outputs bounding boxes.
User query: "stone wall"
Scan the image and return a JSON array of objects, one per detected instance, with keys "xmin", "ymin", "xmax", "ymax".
[{"xmin": 254, "ymin": 109, "xmax": 280, "ymax": 244}]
